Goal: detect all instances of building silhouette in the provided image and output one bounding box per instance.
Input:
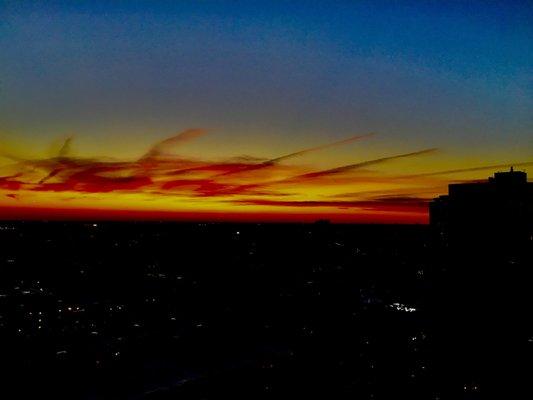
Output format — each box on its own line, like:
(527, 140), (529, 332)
(430, 168), (533, 252)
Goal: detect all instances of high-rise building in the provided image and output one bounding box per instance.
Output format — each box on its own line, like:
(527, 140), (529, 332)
(430, 168), (533, 251)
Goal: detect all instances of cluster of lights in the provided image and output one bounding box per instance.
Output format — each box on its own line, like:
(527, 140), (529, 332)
(389, 303), (417, 312)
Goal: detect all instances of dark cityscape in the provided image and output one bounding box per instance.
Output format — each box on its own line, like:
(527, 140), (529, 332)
(1, 2), (532, 399)
(0, 170), (531, 399)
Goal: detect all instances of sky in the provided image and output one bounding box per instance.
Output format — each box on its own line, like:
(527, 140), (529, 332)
(0, 0), (532, 223)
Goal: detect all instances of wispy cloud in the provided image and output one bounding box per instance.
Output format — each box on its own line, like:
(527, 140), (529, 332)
(215, 132), (375, 177)
(266, 132), (376, 164)
(141, 128), (207, 161)
(1, 129), (528, 221)
(58, 136), (73, 158)
(231, 197), (428, 213)
(288, 148), (438, 180)
(398, 161), (533, 178)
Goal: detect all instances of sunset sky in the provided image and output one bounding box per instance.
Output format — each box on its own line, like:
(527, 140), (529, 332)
(1, 1), (532, 222)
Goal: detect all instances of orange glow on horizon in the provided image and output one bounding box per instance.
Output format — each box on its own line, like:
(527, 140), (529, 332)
(0, 205), (428, 224)
(1, 130), (531, 223)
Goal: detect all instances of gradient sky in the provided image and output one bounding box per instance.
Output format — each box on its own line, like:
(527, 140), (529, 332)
(1, 1), (532, 222)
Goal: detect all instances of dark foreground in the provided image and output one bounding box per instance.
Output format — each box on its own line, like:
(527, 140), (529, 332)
(0, 222), (530, 399)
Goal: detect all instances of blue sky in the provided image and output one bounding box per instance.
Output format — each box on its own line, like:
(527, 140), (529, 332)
(1, 0), (531, 162)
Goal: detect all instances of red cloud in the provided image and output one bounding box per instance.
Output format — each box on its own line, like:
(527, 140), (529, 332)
(231, 198), (428, 213)
(4, 129), (526, 223)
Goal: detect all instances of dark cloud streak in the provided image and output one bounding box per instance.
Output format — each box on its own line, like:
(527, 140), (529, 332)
(400, 161), (533, 178)
(216, 132), (375, 177)
(140, 129), (207, 161)
(289, 148), (438, 180)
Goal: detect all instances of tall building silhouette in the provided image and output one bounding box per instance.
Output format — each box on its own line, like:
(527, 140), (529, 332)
(430, 168), (533, 251)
